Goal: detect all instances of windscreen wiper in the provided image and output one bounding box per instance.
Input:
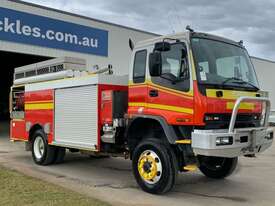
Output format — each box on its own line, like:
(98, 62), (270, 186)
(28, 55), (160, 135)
(222, 77), (259, 90)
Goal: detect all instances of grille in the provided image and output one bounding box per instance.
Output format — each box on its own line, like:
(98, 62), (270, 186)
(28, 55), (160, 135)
(204, 113), (261, 129)
(37, 67), (50, 75)
(25, 70), (36, 77)
(15, 73), (24, 79)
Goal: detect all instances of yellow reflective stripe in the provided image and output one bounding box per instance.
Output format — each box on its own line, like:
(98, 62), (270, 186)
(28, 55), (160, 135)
(147, 103), (193, 114)
(129, 102), (147, 107)
(175, 139), (192, 144)
(206, 89), (258, 99)
(129, 102), (193, 114)
(128, 80), (194, 98)
(25, 102), (54, 110)
(148, 81), (194, 97)
(147, 85), (193, 99)
(25, 100), (53, 104)
(226, 102), (255, 110)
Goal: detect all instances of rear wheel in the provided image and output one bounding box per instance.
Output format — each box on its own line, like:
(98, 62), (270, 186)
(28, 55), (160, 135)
(132, 139), (177, 194)
(31, 130), (56, 165)
(198, 156), (238, 179)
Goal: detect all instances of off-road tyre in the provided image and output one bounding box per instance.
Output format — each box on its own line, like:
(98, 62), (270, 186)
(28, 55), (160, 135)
(198, 156), (238, 179)
(132, 138), (178, 194)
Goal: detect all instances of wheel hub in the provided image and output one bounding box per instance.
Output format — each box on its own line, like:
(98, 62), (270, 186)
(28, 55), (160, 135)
(143, 162), (152, 173)
(138, 150), (162, 184)
(34, 136), (45, 159)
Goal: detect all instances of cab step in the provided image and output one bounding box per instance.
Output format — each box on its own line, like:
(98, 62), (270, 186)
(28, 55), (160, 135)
(175, 139), (192, 144)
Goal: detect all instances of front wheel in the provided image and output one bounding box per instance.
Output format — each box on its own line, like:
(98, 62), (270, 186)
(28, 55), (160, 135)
(132, 139), (177, 194)
(198, 156), (238, 179)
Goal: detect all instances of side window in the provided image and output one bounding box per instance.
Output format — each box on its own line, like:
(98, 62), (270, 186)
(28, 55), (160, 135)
(151, 43), (190, 92)
(133, 50), (147, 83)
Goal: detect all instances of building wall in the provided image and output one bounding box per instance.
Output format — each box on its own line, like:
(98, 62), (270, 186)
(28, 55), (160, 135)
(251, 57), (275, 112)
(0, 0), (157, 75)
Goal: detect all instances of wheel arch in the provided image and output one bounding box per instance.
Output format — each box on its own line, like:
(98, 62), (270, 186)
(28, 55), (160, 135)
(28, 124), (44, 142)
(126, 115), (178, 154)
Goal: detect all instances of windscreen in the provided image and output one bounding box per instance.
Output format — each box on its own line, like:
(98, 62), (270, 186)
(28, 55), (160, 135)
(191, 38), (259, 90)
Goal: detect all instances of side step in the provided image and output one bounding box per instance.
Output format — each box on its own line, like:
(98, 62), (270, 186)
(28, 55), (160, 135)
(176, 139), (197, 172)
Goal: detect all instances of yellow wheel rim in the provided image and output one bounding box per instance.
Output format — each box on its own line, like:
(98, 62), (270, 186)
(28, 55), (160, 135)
(137, 150), (162, 184)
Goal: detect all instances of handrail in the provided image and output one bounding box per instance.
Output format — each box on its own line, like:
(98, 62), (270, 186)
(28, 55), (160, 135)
(228, 96), (271, 133)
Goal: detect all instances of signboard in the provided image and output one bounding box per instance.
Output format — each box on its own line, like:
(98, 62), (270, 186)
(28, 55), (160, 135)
(0, 7), (108, 56)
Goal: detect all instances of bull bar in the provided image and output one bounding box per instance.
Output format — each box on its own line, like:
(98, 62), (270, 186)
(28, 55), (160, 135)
(192, 96), (274, 157)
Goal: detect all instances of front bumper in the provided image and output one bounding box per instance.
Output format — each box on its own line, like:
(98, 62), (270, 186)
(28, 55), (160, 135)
(191, 96), (273, 158)
(192, 127), (273, 157)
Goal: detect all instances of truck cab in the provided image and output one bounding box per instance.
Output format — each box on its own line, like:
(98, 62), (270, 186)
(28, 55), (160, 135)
(127, 31), (273, 193)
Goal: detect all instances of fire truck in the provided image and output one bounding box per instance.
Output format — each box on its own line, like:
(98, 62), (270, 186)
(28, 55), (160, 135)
(10, 30), (273, 194)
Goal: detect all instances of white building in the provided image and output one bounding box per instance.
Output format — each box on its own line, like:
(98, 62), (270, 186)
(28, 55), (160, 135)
(251, 57), (275, 123)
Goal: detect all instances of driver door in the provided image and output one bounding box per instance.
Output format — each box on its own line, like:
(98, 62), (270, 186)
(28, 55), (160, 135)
(148, 43), (194, 124)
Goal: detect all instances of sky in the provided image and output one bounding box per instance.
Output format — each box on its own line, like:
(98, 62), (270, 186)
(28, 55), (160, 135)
(24, 0), (275, 61)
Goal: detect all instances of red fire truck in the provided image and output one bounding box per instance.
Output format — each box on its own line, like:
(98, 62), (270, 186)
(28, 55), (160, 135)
(10, 31), (273, 194)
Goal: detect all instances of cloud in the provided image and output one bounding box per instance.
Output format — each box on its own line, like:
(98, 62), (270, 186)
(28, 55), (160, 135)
(24, 0), (275, 60)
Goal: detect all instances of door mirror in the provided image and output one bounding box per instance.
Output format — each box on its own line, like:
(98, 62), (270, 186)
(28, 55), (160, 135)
(149, 52), (162, 77)
(154, 42), (171, 52)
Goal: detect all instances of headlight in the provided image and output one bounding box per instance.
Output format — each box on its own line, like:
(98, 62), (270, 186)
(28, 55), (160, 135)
(216, 136), (233, 146)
